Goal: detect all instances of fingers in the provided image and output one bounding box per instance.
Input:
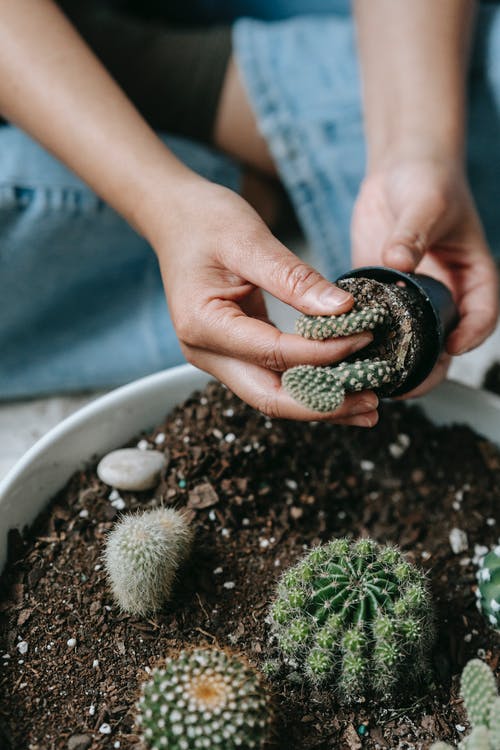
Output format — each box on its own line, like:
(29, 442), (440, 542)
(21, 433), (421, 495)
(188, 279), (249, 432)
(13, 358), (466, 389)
(219, 233), (354, 315)
(186, 347), (379, 424)
(179, 300), (374, 371)
(446, 262), (499, 355)
(382, 194), (447, 272)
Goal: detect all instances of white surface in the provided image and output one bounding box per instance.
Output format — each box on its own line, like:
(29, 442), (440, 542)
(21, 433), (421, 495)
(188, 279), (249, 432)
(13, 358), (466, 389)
(2, 364), (500, 574)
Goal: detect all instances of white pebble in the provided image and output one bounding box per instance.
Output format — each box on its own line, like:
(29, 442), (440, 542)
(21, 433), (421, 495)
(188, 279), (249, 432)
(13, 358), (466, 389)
(154, 433), (165, 445)
(221, 528), (230, 538)
(89, 705), (96, 716)
(79, 509), (89, 518)
(360, 460), (375, 472)
(114, 743), (121, 749)
(243, 445), (252, 453)
(264, 421), (272, 429)
(398, 433), (410, 448)
(212, 429), (223, 440)
(92, 659), (99, 668)
(2, 654), (10, 660)
(213, 567), (223, 575)
(111, 497), (126, 511)
(242, 518), (250, 526)
(449, 528), (468, 554)
(109, 489), (120, 501)
(200, 397), (208, 405)
(223, 408), (234, 417)
(97, 448), (167, 491)
(223, 582), (235, 590)
(136, 439), (149, 451)
(16, 641), (28, 655)
(452, 501), (461, 511)
(285, 479), (298, 491)
(389, 443), (405, 459)
(464, 634), (472, 643)
(94, 564), (102, 571)
(486, 517), (496, 526)
(66, 638), (77, 649)
(99, 723), (111, 734)
(421, 551), (431, 560)
(208, 510), (216, 521)
(259, 539), (270, 549)
(456, 724), (466, 732)
(337, 510), (346, 520)
(224, 433), (236, 443)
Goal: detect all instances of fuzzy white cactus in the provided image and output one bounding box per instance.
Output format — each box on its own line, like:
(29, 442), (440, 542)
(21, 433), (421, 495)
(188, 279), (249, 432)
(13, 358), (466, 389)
(136, 648), (273, 750)
(104, 507), (193, 616)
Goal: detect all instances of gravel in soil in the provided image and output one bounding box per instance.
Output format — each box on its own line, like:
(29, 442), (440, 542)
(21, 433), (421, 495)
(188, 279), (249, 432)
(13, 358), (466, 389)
(0, 382), (499, 750)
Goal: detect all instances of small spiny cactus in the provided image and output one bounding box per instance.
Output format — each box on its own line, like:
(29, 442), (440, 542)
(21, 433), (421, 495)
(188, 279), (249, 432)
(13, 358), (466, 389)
(295, 303), (389, 340)
(269, 538), (434, 703)
(476, 545), (500, 630)
(136, 647), (273, 750)
(283, 301), (394, 412)
(104, 507), (193, 616)
(430, 659), (500, 750)
(282, 359), (394, 412)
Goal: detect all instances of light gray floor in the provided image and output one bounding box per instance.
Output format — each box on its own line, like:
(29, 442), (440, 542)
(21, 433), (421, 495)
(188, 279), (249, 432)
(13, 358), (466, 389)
(1, 238), (498, 482)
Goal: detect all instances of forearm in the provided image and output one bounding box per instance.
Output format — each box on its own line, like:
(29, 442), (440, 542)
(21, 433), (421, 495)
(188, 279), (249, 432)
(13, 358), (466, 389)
(353, 0), (475, 171)
(0, 0), (197, 242)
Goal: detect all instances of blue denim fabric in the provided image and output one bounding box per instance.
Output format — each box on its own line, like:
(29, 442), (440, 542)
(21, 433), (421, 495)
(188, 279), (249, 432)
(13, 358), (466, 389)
(0, 129), (240, 398)
(235, 4), (500, 280)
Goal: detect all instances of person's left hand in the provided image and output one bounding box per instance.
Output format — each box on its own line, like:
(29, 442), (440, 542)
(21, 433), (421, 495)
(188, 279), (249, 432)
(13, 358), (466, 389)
(351, 157), (499, 396)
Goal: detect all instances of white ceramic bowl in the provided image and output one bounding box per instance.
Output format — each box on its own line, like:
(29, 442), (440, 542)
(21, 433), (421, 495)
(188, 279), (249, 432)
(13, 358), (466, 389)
(1, 364), (500, 572)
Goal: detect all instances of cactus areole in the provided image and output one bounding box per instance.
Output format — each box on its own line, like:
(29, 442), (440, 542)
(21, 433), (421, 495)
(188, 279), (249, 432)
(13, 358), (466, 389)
(282, 267), (457, 412)
(270, 538), (435, 704)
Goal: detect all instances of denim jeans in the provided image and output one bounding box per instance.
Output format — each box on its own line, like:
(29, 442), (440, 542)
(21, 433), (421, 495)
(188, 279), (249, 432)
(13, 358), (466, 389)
(2, 1), (500, 398)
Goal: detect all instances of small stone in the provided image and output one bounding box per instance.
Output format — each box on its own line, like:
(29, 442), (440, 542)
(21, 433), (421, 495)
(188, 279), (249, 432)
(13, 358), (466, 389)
(224, 432), (236, 443)
(360, 460), (374, 472)
(223, 408), (234, 417)
(66, 638), (77, 649)
(487, 517), (496, 526)
(187, 482), (219, 510)
(290, 506), (303, 520)
(67, 734), (92, 750)
(78, 509), (89, 518)
(456, 724), (466, 732)
(16, 641), (28, 655)
(449, 528), (468, 554)
(242, 518), (250, 526)
(154, 432), (165, 445)
(285, 479), (298, 491)
(98, 723), (111, 735)
(92, 659), (99, 668)
(136, 439), (149, 451)
(111, 496), (126, 511)
(212, 429), (223, 440)
(389, 443), (405, 459)
(464, 634), (472, 642)
(97, 448), (167, 491)
(223, 581), (235, 589)
(89, 705), (96, 716)
(221, 528), (230, 538)
(213, 567), (223, 575)
(259, 539), (270, 549)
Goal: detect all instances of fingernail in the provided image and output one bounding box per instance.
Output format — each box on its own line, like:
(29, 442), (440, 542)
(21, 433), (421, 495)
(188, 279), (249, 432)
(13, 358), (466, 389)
(388, 245), (418, 268)
(317, 286), (353, 311)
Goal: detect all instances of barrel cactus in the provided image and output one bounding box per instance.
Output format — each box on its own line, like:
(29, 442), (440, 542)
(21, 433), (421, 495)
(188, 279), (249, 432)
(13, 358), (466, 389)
(136, 647), (273, 749)
(476, 545), (500, 630)
(430, 659), (500, 750)
(104, 507), (193, 616)
(283, 300), (396, 412)
(269, 538), (434, 703)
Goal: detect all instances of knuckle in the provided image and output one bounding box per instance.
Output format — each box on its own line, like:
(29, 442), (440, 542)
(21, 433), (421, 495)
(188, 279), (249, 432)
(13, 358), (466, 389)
(261, 334), (288, 372)
(281, 262), (322, 297)
(255, 393), (281, 419)
(173, 312), (199, 346)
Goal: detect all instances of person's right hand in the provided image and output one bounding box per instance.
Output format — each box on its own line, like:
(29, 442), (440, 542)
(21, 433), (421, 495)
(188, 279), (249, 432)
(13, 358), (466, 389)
(150, 178), (379, 425)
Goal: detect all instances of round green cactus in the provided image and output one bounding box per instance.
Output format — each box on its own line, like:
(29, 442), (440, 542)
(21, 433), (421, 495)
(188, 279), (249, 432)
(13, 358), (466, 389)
(476, 545), (500, 630)
(136, 648), (273, 750)
(269, 538), (434, 703)
(295, 302), (389, 340)
(104, 507), (193, 616)
(282, 359), (393, 412)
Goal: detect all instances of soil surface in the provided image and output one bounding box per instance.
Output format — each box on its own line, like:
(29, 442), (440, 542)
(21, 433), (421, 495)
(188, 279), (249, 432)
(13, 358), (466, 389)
(0, 382), (499, 750)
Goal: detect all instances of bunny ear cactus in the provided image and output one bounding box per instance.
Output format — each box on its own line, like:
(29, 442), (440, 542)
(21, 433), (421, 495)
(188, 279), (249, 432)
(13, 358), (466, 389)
(104, 507), (193, 616)
(430, 659), (500, 750)
(269, 538), (435, 704)
(136, 648), (273, 750)
(476, 545), (500, 631)
(282, 301), (395, 412)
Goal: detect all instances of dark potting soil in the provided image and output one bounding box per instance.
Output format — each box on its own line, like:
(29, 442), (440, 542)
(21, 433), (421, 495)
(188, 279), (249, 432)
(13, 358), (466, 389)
(0, 382), (499, 750)
(483, 362), (500, 397)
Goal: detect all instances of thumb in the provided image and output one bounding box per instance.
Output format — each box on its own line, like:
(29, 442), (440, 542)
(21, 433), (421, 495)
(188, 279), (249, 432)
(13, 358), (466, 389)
(382, 202), (443, 272)
(224, 233), (354, 316)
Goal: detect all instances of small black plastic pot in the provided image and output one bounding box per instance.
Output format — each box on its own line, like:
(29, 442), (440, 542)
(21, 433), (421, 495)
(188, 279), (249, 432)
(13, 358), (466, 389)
(336, 266), (459, 396)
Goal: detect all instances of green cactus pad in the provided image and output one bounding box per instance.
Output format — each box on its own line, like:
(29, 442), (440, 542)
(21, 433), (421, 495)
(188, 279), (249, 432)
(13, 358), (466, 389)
(476, 546), (500, 631)
(282, 359), (393, 413)
(270, 538), (434, 703)
(136, 648), (273, 750)
(295, 303), (389, 340)
(461, 659), (499, 729)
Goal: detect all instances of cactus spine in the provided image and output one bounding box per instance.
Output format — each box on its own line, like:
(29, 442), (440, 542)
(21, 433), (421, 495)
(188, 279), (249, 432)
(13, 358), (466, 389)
(430, 659), (500, 750)
(283, 302), (394, 412)
(282, 359), (393, 413)
(136, 648), (273, 750)
(476, 545), (500, 630)
(270, 538), (434, 703)
(104, 507), (193, 616)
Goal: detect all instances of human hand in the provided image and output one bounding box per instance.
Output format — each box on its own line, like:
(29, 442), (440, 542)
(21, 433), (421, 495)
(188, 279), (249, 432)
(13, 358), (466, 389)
(151, 179), (379, 424)
(351, 157), (499, 396)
